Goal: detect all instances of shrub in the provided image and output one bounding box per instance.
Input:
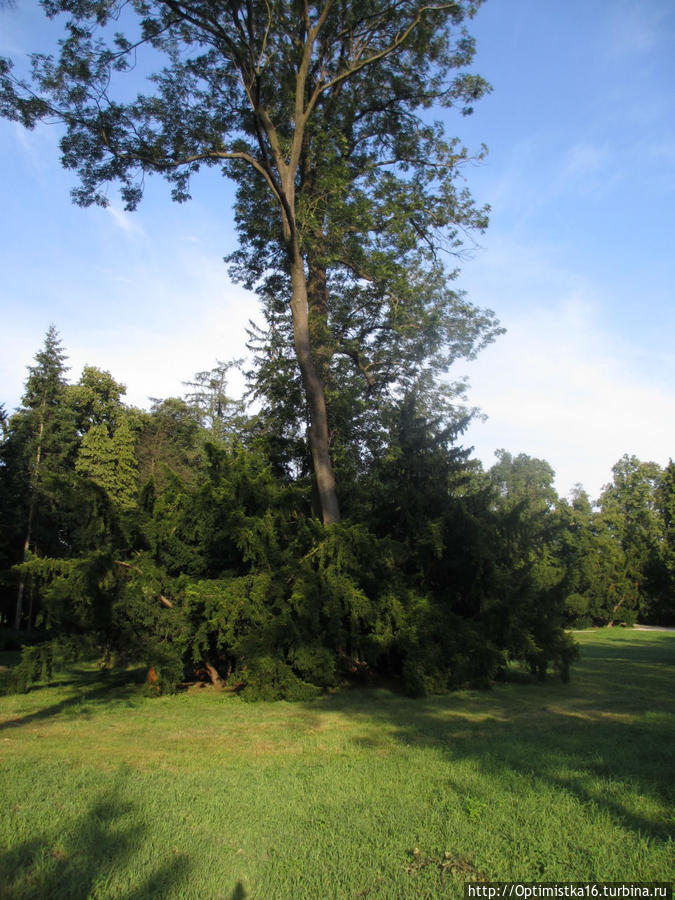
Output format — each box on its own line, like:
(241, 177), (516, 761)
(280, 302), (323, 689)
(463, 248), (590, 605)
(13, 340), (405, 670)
(239, 657), (321, 702)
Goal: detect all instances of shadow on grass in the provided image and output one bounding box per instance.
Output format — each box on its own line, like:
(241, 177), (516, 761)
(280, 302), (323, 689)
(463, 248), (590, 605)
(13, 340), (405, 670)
(575, 635), (675, 664)
(0, 770), (191, 900)
(304, 634), (675, 846)
(0, 666), (146, 733)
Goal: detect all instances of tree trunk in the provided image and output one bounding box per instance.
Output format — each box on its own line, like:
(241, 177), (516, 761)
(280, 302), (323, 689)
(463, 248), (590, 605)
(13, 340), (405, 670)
(26, 579), (34, 634)
(14, 573), (26, 631)
(271, 89), (339, 525)
(205, 663), (224, 689)
(290, 255), (341, 525)
(307, 257), (332, 380)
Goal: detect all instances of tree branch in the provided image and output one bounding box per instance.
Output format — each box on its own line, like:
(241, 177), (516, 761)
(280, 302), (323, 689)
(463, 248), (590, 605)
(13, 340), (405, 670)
(307, 3), (460, 117)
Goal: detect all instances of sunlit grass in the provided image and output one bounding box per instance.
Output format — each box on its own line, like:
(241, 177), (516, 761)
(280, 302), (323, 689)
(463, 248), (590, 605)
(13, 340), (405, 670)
(1, 629), (673, 898)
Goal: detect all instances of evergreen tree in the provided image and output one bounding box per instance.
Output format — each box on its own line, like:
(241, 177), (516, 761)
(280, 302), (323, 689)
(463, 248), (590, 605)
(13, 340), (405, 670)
(1, 332), (588, 697)
(75, 414), (138, 510)
(135, 398), (202, 492)
(3, 327), (77, 629)
(0, 404), (13, 582)
(183, 361), (246, 445)
(110, 417), (139, 511)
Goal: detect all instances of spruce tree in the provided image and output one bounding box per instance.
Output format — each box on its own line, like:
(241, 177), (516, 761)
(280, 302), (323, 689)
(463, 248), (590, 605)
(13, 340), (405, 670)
(76, 415), (138, 511)
(5, 326), (77, 629)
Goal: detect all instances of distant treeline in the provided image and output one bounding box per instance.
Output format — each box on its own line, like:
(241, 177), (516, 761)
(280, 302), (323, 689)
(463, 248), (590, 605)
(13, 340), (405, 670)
(1, 328), (673, 697)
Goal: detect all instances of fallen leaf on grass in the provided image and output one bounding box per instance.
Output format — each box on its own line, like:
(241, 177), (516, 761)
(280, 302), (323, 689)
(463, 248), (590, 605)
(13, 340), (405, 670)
(404, 848), (488, 882)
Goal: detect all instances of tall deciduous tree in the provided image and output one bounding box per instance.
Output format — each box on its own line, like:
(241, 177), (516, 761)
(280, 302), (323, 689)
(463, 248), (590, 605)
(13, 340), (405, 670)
(0, 0), (493, 524)
(68, 365), (128, 434)
(557, 487), (635, 627)
(599, 454), (663, 620)
(653, 459), (675, 624)
(486, 451), (573, 678)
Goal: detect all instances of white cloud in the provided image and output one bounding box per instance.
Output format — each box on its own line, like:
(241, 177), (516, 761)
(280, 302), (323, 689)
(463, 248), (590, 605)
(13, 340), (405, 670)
(462, 294), (675, 500)
(64, 254), (260, 409)
(1, 234), (261, 415)
(105, 205), (146, 236)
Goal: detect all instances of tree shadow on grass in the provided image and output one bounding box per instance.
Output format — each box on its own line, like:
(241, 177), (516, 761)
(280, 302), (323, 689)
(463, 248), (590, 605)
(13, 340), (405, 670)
(304, 637), (675, 848)
(0, 770), (191, 899)
(0, 667), (146, 732)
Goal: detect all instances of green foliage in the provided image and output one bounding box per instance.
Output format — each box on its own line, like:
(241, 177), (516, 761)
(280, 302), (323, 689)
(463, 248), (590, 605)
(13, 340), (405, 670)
(554, 457), (673, 629)
(0, 327), (82, 629)
(181, 520), (398, 696)
(185, 573), (283, 676)
(7, 635), (95, 693)
(6, 329), (669, 703)
(76, 414), (138, 510)
(183, 360), (246, 444)
(12, 550), (116, 635)
(68, 366), (127, 433)
(143, 643), (185, 696)
(287, 520), (395, 666)
(8, 644), (57, 693)
(239, 657), (321, 702)
(1, 7), (603, 697)
(651, 459), (675, 624)
(135, 398), (201, 493)
(400, 597), (503, 696)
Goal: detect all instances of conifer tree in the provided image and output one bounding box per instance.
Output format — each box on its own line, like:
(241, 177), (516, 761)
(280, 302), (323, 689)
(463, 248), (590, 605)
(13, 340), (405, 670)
(183, 361), (246, 445)
(111, 417), (139, 510)
(75, 414), (138, 510)
(4, 326), (77, 629)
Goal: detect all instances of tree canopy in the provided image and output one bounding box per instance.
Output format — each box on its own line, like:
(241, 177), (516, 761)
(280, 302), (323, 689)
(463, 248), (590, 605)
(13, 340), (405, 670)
(1, 0), (499, 524)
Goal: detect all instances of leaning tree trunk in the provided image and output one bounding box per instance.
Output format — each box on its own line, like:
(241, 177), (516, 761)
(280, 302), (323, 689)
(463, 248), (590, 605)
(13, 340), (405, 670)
(290, 254), (341, 526)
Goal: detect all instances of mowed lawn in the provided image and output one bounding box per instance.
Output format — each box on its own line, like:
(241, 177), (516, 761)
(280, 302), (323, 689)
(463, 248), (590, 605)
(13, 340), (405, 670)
(0, 629), (673, 899)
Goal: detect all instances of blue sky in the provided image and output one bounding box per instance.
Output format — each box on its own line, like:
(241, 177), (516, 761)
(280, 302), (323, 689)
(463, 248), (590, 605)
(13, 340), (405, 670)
(1, 0), (674, 500)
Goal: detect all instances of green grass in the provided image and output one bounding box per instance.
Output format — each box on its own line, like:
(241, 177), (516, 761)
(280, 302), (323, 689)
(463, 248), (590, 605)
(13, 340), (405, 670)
(1, 629), (673, 898)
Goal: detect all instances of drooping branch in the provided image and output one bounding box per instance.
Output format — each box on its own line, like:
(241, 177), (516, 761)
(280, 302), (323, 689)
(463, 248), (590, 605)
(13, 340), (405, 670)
(113, 560), (174, 608)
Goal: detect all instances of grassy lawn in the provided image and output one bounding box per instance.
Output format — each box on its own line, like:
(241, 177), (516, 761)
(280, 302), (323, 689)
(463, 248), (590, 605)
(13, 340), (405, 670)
(0, 629), (673, 899)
